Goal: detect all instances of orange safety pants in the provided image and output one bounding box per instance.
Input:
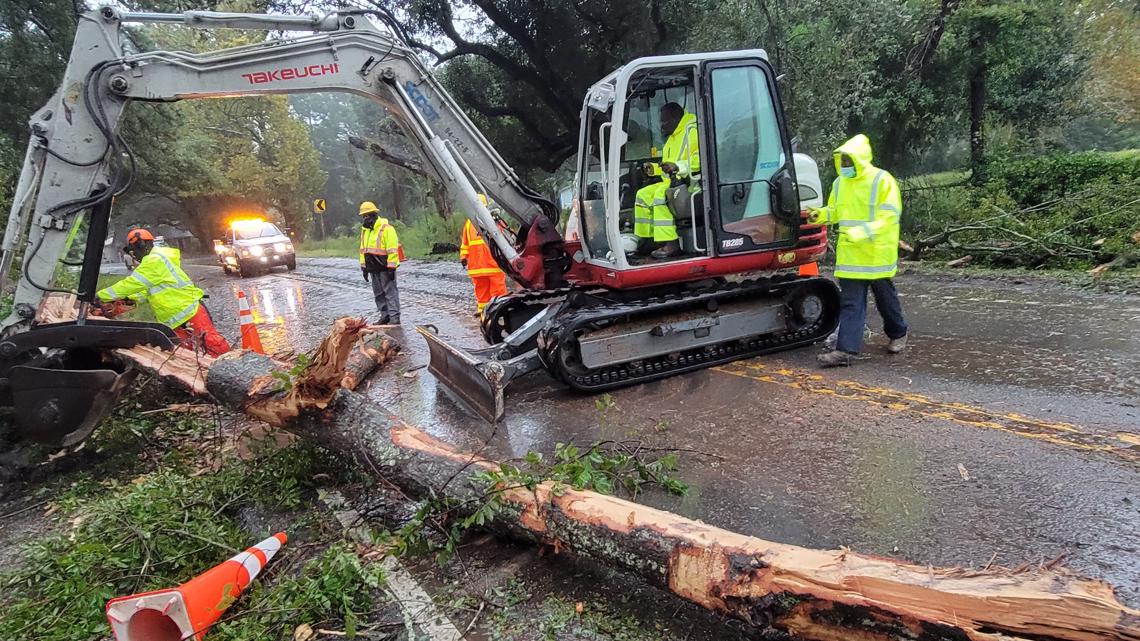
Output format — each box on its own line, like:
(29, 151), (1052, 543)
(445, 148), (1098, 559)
(471, 273), (508, 314)
(174, 303), (232, 357)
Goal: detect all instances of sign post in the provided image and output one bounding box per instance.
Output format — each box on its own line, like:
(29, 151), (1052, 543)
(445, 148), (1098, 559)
(313, 198), (327, 240)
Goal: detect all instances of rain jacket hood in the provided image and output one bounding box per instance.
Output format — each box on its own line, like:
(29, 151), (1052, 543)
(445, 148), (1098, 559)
(834, 134), (874, 179)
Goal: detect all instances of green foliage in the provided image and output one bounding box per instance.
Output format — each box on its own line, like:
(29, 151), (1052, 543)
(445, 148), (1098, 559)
(209, 543), (386, 641)
(271, 352), (311, 392)
(0, 439), (359, 641)
(986, 150), (1140, 206)
(903, 150), (1140, 267)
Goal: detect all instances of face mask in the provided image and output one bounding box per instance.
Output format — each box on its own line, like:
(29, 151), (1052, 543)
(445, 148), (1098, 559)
(840, 166), (856, 178)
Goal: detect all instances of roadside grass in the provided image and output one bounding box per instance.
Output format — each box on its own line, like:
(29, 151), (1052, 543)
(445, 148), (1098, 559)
(0, 391), (383, 641)
(299, 213), (463, 261)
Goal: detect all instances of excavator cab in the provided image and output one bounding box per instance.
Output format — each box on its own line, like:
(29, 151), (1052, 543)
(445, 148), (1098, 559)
(566, 52), (820, 283)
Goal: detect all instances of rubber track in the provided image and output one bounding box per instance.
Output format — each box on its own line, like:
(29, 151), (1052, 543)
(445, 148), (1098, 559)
(537, 276), (840, 393)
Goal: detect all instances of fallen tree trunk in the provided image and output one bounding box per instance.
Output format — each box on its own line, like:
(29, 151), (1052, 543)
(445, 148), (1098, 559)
(36, 296), (1139, 639)
(196, 323), (1140, 641)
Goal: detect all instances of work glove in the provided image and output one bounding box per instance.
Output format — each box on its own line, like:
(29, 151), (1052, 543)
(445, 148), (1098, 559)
(362, 268), (369, 282)
(461, 258), (467, 269)
(807, 207), (826, 225)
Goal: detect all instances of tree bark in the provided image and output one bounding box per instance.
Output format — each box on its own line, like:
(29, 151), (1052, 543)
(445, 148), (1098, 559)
(969, 35), (987, 184)
(37, 296), (1140, 640)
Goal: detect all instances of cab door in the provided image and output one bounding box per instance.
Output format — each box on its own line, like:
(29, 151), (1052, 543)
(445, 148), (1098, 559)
(700, 58), (801, 255)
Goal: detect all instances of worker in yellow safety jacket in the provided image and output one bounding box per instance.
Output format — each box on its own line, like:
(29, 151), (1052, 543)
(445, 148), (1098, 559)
(358, 201), (403, 325)
(809, 134), (909, 367)
(634, 102), (700, 259)
(97, 228), (231, 356)
(460, 195), (508, 318)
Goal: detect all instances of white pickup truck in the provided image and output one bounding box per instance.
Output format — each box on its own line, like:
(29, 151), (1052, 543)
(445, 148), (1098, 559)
(213, 218), (296, 277)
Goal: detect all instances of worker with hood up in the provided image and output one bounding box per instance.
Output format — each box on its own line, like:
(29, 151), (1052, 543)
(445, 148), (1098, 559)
(809, 134), (909, 367)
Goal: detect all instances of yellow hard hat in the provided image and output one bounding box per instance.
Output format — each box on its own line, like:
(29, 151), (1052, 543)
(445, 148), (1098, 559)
(358, 201), (379, 216)
(477, 194), (489, 207)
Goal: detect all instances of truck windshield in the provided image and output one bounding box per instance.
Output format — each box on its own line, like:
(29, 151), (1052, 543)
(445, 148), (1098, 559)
(233, 222), (283, 240)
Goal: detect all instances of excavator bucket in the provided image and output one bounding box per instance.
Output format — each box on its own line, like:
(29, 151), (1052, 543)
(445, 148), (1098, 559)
(417, 326), (543, 423)
(0, 320), (178, 447)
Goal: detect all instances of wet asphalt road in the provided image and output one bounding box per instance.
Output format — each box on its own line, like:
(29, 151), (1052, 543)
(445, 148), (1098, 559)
(183, 256), (1140, 605)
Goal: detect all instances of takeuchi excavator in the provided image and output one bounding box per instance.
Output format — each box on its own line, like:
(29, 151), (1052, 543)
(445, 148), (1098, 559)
(0, 6), (838, 444)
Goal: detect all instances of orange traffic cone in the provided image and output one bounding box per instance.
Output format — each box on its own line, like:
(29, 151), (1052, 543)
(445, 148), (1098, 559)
(106, 532), (287, 641)
(236, 290), (265, 354)
(798, 262), (820, 277)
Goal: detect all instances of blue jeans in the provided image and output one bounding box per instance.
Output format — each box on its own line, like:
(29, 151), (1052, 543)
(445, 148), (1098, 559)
(836, 278), (908, 354)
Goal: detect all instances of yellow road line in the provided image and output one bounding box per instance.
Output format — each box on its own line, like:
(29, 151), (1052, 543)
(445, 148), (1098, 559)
(712, 361), (1139, 464)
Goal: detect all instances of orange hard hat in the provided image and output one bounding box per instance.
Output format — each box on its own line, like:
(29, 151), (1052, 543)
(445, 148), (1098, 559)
(126, 228), (154, 244)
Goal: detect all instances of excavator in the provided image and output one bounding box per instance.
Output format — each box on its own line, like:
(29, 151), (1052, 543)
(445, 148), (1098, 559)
(0, 6), (838, 446)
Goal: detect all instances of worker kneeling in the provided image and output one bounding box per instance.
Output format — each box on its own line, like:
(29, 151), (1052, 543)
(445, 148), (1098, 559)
(634, 102), (700, 259)
(460, 195), (508, 318)
(97, 228), (231, 356)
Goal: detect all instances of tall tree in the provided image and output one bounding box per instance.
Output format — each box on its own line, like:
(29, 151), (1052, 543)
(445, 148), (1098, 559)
(362, 0), (698, 172)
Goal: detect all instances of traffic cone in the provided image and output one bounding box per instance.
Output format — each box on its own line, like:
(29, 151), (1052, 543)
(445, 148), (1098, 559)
(798, 262), (820, 277)
(236, 290), (265, 354)
(106, 532), (287, 641)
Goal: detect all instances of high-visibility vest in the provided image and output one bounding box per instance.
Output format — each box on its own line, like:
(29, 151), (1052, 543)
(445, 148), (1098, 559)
(96, 246), (204, 328)
(809, 134), (902, 280)
(459, 219), (503, 278)
(649, 112), (701, 180)
(359, 218), (404, 268)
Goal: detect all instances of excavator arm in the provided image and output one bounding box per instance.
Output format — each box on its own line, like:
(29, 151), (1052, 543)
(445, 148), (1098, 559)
(0, 6), (567, 445)
(1, 6), (562, 336)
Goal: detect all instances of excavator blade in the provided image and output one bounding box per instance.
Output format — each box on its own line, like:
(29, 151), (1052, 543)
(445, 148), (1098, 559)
(418, 326), (508, 423)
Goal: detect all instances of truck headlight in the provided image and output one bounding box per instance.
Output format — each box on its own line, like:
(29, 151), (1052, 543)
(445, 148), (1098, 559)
(249, 245), (264, 256)
(274, 242), (289, 253)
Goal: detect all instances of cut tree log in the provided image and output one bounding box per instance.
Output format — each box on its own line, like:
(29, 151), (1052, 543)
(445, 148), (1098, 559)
(32, 296), (1140, 640)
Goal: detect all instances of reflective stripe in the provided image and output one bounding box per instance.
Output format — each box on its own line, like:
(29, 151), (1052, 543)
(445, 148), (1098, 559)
(634, 217), (653, 224)
(230, 550), (262, 583)
(153, 253), (190, 287)
(120, 272), (154, 293)
(839, 220), (874, 238)
(835, 263), (896, 274)
(166, 301), (199, 328)
(653, 219), (674, 226)
(880, 204), (900, 214)
(467, 267), (503, 277)
(868, 170), (885, 221)
(466, 238), (486, 247)
(831, 178), (840, 205)
(635, 197), (667, 208)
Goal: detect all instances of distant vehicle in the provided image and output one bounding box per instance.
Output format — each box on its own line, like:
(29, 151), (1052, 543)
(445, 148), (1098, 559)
(214, 218), (296, 277)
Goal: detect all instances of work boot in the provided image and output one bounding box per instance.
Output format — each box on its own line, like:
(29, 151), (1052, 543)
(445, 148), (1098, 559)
(816, 350), (854, 368)
(650, 241), (681, 259)
(886, 334), (908, 354)
(376, 315), (390, 325)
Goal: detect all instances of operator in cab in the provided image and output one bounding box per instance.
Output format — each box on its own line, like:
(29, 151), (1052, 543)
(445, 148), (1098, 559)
(460, 194), (509, 319)
(358, 201), (403, 325)
(809, 134), (909, 367)
(97, 228), (231, 356)
(633, 102), (700, 259)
